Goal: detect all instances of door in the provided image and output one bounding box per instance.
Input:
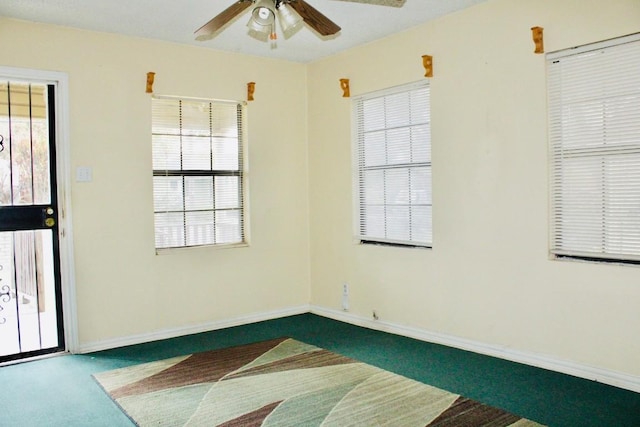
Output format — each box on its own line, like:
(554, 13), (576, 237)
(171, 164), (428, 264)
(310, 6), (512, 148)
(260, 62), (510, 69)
(0, 80), (65, 362)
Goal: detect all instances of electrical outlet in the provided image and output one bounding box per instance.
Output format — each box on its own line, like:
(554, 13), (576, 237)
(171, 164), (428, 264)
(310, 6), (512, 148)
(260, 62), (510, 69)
(342, 283), (349, 311)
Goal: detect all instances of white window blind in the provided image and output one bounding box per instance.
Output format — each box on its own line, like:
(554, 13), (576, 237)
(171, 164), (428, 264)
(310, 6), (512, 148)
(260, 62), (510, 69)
(548, 33), (640, 262)
(152, 96), (245, 250)
(355, 81), (432, 247)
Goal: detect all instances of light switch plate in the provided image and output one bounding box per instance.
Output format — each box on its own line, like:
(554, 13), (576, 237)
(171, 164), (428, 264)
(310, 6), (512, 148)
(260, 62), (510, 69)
(76, 166), (93, 182)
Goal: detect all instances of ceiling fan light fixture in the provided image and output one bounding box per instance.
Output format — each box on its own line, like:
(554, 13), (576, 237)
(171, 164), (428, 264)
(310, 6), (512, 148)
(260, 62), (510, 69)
(277, 3), (303, 39)
(196, 0), (343, 45)
(247, 0), (276, 40)
(250, 0), (276, 26)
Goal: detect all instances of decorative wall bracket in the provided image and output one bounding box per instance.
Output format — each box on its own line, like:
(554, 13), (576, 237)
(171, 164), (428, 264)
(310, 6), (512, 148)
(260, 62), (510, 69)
(146, 72), (156, 93)
(422, 55), (433, 78)
(340, 78), (350, 97)
(247, 82), (256, 101)
(531, 26), (544, 54)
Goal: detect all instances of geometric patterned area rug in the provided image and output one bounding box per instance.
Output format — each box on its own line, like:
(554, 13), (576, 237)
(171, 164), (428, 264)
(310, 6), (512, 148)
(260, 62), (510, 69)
(93, 337), (545, 426)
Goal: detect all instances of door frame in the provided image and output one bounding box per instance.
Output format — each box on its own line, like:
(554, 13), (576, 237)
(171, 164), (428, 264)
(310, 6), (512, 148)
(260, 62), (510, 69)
(0, 66), (78, 355)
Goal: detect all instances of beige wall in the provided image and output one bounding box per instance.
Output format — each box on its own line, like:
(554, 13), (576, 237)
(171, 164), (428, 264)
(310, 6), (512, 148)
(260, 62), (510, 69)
(1, 0), (639, 379)
(0, 18), (311, 344)
(307, 0), (640, 377)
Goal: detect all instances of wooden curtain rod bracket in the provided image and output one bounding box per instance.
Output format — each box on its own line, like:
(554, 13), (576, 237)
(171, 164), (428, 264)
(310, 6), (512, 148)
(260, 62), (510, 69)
(145, 72), (156, 94)
(340, 78), (350, 97)
(422, 55), (433, 78)
(247, 82), (256, 101)
(531, 26), (544, 54)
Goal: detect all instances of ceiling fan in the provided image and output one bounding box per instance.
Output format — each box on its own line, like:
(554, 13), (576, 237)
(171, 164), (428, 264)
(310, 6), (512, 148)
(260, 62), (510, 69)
(195, 0), (406, 42)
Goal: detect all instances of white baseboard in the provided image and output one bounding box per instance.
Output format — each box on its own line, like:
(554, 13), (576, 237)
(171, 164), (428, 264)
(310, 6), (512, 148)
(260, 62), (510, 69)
(75, 303), (640, 394)
(76, 305), (310, 354)
(310, 305), (640, 394)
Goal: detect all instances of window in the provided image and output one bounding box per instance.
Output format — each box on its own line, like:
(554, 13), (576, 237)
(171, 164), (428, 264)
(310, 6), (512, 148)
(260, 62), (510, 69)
(152, 96), (246, 250)
(548, 33), (640, 263)
(354, 81), (432, 247)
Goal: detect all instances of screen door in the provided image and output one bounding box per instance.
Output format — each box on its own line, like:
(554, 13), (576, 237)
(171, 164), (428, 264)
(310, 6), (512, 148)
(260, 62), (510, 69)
(0, 81), (65, 363)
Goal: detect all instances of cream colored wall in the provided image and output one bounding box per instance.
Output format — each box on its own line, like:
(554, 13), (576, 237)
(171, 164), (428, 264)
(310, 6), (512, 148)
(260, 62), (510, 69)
(2, 0), (639, 378)
(307, 0), (640, 376)
(0, 18), (310, 345)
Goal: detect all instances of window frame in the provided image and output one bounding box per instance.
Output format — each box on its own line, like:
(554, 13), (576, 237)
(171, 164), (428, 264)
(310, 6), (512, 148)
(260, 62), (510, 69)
(547, 32), (640, 264)
(151, 95), (249, 252)
(352, 80), (432, 249)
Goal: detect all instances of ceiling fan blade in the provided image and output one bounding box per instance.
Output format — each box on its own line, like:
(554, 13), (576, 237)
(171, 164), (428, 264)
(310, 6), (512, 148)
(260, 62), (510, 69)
(195, 1), (253, 41)
(332, 0), (406, 6)
(289, 0), (341, 36)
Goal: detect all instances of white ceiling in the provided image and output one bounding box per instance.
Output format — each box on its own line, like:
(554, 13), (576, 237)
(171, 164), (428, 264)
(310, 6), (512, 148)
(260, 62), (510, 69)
(0, 0), (488, 63)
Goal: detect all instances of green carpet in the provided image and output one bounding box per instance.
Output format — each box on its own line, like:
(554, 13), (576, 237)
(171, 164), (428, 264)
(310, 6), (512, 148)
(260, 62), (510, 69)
(0, 314), (639, 426)
(94, 337), (543, 426)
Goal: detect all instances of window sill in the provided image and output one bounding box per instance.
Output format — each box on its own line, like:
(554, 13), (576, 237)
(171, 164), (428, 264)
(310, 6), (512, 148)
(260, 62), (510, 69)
(155, 242), (249, 255)
(551, 253), (640, 267)
(358, 239), (431, 250)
